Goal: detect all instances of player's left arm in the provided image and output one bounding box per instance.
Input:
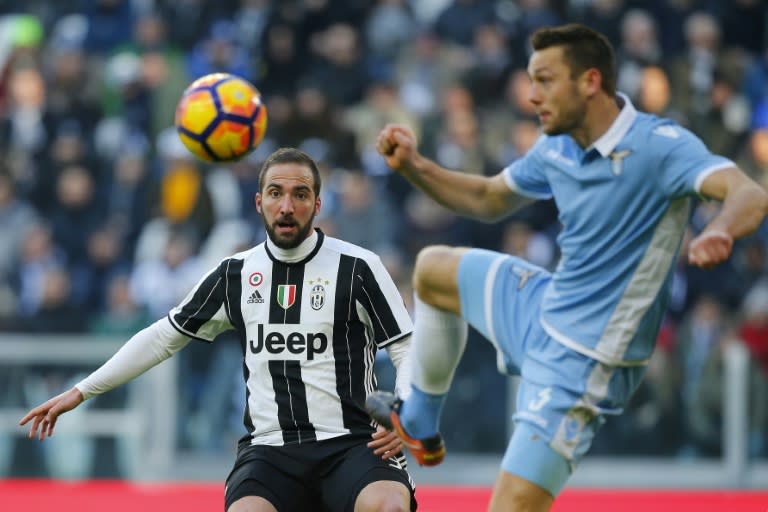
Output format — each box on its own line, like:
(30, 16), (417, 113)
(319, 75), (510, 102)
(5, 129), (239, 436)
(359, 255), (413, 458)
(367, 336), (412, 459)
(690, 166), (768, 268)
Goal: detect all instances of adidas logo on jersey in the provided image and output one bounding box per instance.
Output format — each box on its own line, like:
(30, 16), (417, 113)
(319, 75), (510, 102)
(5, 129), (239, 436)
(247, 290), (264, 304)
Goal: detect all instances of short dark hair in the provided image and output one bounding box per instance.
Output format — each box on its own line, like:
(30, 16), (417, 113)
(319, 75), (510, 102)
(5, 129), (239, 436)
(530, 24), (616, 95)
(258, 147), (322, 197)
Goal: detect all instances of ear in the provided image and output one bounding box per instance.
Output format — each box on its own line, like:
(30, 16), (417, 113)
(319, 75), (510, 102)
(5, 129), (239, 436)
(315, 196), (321, 216)
(581, 68), (602, 97)
(255, 192), (262, 214)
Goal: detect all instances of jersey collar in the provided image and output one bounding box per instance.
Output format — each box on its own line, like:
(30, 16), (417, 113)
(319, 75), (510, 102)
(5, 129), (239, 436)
(265, 228), (322, 264)
(589, 93), (637, 158)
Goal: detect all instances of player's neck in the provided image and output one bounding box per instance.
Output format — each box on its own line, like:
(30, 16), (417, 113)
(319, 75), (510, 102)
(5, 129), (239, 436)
(571, 94), (621, 149)
(266, 229), (319, 263)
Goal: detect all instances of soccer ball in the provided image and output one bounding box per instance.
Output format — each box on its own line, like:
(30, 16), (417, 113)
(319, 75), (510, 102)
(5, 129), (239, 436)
(175, 73), (268, 162)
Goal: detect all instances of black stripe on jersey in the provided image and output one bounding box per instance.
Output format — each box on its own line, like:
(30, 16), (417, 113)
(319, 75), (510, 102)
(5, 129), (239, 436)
(224, 258), (246, 331)
(357, 260), (403, 345)
(268, 261), (305, 324)
(223, 259), (256, 435)
(333, 254), (373, 430)
(377, 331), (411, 349)
(269, 360), (316, 443)
(171, 265), (227, 339)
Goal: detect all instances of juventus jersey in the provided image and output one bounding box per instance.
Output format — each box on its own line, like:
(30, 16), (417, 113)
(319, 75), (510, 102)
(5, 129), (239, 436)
(168, 229), (413, 446)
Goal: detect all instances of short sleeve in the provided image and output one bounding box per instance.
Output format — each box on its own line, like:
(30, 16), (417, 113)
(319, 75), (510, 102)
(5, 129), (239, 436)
(653, 122), (734, 198)
(168, 258), (237, 342)
(502, 136), (553, 199)
(356, 256), (413, 348)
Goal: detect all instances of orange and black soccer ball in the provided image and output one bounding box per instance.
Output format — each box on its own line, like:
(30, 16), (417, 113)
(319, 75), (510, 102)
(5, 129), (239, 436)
(175, 73), (268, 162)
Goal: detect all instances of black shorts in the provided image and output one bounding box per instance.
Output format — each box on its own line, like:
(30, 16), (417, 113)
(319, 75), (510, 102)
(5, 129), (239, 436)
(224, 433), (417, 512)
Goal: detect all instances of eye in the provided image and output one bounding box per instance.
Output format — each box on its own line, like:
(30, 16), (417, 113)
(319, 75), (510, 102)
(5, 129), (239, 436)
(296, 191), (308, 200)
(268, 189), (280, 198)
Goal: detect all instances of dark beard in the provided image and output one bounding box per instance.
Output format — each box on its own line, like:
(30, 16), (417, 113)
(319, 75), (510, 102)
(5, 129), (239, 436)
(543, 104), (585, 136)
(544, 84), (586, 136)
(264, 215), (315, 249)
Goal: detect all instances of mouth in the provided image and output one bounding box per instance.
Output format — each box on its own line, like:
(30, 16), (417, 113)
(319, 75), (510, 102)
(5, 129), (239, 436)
(274, 219), (297, 236)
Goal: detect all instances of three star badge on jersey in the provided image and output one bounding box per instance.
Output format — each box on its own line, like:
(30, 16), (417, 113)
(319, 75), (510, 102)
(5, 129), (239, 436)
(307, 278), (330, 311)
(310, 284), (325, 310)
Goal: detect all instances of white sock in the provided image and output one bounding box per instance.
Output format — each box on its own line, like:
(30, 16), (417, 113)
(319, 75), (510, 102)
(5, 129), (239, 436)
(410, 295), (468, 395)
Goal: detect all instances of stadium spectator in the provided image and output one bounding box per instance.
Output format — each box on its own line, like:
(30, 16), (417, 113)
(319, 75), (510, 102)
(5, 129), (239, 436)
(306, 23), (371, 107)
(186, 19), (253, 84)
(432, 0), (496, 48)
(462, 23), (514, 109)
(0, 170), (38, 282)
(615, 9), (662, 100)
(327, 169), (398, 256)
(12, 222), (66, 320)
(711, 0), (767, 57)
(739, 280), (768, 380)
(570, 0), (625, 49)
(676, 295), (730, 457)
(364, 0), (416, 69)
(254, 23), (302, 98)
(82, 0), (134, 55)
(88, 273), (151, 335)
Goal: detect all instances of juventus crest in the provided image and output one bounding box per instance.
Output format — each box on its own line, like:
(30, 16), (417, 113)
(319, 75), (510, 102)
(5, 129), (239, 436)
(308, 278), (329, 310)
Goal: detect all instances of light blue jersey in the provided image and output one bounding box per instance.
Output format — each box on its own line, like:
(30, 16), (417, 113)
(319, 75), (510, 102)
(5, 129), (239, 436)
(503, 95), (733, 365)
(451, 96), (735, 494)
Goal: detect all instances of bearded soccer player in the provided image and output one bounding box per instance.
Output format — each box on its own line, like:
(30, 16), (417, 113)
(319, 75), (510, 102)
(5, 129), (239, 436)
(21, 148), (417, 512)
(365, 23), (768, 511)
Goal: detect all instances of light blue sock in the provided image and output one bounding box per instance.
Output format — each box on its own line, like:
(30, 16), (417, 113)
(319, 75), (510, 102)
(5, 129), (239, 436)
(399, 385), (446, 439)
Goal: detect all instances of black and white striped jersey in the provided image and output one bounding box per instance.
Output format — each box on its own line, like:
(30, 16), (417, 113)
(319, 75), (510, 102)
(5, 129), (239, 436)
(168, 229), (413, 446)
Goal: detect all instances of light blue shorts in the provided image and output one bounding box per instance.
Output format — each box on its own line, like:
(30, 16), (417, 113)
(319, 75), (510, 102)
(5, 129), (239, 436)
(457, 249), (646, 496)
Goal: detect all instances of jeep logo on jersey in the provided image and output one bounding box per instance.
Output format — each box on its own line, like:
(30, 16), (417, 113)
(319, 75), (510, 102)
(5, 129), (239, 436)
(310, 284), (325, 310)
(249, 324), (328, 360)
(276, 284), (296, 309)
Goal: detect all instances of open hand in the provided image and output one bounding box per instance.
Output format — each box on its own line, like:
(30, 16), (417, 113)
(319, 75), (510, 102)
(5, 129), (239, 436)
(367, 424), (403, 460)
(18, 387), (84, 441)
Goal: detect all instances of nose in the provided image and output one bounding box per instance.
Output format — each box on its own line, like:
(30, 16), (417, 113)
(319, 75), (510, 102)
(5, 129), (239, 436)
(528, 83), (541, 106)
(278, 195), (294, 214)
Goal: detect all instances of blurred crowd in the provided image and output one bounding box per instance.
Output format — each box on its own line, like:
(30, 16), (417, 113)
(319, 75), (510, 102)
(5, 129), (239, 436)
(1, 0), (768, 472)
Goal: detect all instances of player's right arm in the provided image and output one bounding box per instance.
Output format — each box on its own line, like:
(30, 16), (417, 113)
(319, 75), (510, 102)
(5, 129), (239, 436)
(19, 318), (191, 441)
(689, 166), (768, 268)
(19, 258), (236, 441)
(377, 124), (534, 222)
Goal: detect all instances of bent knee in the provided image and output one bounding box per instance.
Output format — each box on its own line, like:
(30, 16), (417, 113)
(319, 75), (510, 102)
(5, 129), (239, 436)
(413, 246), (467, 307)
(355, 495), (409, 512)
(354, 481), (411, 512)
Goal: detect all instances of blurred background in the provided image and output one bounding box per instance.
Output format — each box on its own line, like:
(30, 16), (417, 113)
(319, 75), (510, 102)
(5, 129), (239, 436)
(0, 0), (766, 491)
